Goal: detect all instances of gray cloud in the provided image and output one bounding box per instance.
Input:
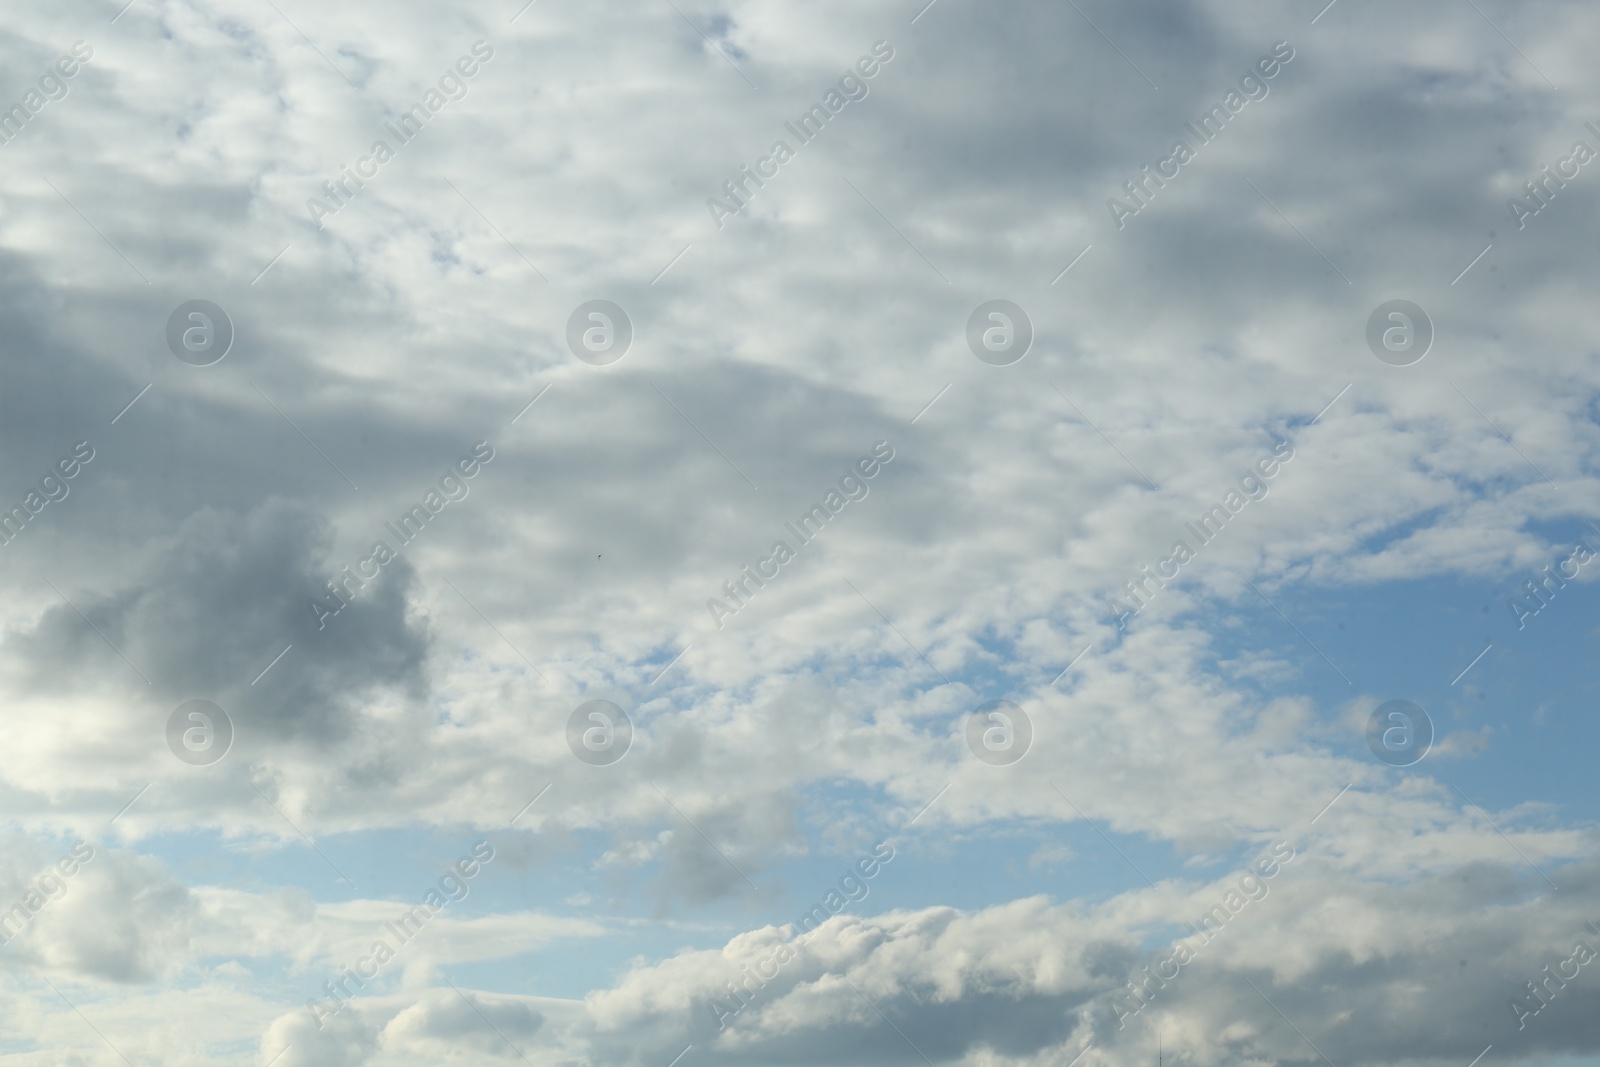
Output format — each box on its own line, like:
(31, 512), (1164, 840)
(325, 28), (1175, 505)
(3, 497), (428, 743)
(0, 0), (1597, 1061)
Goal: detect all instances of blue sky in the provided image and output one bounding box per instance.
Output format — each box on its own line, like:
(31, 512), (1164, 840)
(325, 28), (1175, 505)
(1, 0), (1599, 1065)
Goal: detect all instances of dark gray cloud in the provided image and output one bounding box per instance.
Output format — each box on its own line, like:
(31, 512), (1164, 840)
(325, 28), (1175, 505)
(0, 0), (1597, 1062)
(3, 497), (428, 744)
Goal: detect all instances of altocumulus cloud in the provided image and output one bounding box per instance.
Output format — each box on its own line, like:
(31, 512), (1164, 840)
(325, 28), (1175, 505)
(0, 0), (1597, 1063)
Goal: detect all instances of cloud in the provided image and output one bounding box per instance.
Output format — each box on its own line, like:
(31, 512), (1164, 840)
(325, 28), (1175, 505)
(4, 498), (427, 736)
(0, 0), (1598, 1062)
(381, 989), (544, 1048)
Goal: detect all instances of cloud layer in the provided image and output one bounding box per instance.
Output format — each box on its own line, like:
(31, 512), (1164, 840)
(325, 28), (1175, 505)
(0, 0), (1596, 1064)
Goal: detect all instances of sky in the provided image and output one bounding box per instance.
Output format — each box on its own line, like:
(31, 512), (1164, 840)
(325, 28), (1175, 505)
(0, 0), (1597, 1064)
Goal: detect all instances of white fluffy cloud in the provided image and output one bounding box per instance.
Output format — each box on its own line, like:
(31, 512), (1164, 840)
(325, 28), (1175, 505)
(0, 0), (1596, 1063)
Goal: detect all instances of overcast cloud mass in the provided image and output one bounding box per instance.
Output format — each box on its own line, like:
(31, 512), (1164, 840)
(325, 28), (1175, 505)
(0, 0), (1598, 1064)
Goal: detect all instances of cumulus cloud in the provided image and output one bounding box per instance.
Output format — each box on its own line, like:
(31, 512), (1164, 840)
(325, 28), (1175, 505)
(0, 0), (1596, 1062)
